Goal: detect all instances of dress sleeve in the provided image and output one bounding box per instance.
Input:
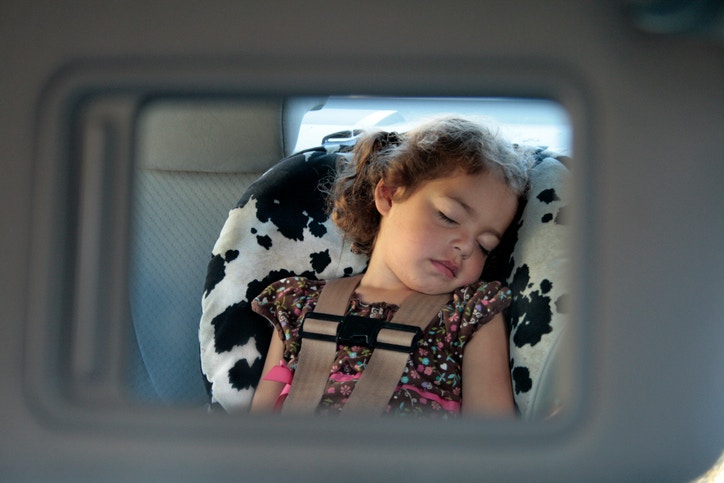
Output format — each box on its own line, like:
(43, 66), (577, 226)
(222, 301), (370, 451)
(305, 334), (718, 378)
(453, 280), (513, 341)
(251, 277), (324, 350)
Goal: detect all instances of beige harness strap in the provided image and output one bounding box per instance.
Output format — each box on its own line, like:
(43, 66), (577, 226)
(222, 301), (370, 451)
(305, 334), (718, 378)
(281, 275), (362, 414)
(282, 274), (451, 416)
(341, 290), (451, 416)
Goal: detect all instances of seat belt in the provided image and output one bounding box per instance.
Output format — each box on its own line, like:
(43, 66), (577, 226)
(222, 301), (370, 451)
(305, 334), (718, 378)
(281, 275), (361, 415)
(281, 275), (451, 416)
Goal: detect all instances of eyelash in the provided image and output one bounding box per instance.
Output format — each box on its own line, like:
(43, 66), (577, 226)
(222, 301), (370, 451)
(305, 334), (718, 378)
(437, 211), (491, 256)
(437, 211), (457, 225)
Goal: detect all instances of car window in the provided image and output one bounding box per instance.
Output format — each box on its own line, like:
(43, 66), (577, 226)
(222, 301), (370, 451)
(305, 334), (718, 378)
(294, 96), (572, 154)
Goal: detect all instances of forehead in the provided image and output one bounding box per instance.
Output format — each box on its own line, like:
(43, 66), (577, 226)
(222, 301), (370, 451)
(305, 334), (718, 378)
(425, 169), (513, 201)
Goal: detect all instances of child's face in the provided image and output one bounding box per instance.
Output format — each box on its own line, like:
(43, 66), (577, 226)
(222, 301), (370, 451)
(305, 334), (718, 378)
(371, 168), (518, 295)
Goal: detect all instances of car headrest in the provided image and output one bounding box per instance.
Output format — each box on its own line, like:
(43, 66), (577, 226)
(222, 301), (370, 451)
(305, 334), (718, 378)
(136, 97), (326, 173)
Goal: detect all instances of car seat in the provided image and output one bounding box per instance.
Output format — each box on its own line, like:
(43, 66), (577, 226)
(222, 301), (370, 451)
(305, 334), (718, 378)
(128, 97), (326, 405)
(199, 137), (573, 419)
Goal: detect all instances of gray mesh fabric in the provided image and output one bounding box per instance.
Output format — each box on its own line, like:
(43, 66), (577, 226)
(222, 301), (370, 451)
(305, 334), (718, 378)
(129, 169), (260, 404)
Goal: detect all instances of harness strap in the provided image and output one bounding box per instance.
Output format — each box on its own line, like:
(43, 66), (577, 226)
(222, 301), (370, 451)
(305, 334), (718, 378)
(342, 290), (451, 416)
(281, 275), (451, 416)
(281, 275), (362, 415)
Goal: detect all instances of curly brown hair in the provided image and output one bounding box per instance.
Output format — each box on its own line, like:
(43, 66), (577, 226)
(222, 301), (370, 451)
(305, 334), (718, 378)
(328, 116), (533, 255)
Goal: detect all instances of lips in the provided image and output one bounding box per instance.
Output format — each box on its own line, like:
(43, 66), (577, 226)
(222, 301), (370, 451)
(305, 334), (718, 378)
(432, 260), (458, 279)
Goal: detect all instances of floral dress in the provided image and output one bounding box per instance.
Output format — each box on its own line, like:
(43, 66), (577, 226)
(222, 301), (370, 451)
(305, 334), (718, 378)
(252, 276), (512, 419)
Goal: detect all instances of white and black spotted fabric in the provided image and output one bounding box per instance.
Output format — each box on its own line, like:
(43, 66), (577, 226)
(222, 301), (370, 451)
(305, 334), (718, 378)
(199, 146), (572, 418)
(199, 148), (368, 412)
(504, 151), (572, 419)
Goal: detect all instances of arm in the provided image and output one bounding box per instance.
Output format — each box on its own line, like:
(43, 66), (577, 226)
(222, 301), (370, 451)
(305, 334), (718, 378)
(249, 334), (286, 413)
(461, 312), (515, 418)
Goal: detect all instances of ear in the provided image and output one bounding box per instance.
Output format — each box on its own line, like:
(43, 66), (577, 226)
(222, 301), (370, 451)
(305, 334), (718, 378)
(374, 179), (395, 216)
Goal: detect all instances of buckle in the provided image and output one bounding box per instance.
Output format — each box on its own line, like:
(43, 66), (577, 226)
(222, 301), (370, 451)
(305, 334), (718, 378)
(300, 312), (422, 353)
(337, 315), (383, 346)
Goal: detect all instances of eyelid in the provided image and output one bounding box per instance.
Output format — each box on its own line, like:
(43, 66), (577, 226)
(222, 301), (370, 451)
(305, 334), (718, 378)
(438, 210), (458, 225)
(478, 234), (501, 256)
(478, 242), (491, 256)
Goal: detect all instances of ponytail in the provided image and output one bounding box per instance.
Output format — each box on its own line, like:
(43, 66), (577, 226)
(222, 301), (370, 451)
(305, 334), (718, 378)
(329, 130), (403, 254)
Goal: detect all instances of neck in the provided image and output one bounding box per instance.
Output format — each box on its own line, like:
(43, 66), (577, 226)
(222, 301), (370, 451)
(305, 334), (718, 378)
(355, 272), (415, 306)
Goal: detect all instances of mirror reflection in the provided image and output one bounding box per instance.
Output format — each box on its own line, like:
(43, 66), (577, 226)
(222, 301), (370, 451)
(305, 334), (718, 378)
(128, 96), (574, 421)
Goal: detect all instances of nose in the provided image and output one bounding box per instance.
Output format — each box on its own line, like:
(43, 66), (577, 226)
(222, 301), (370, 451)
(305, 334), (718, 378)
(453, 235), (474, 260)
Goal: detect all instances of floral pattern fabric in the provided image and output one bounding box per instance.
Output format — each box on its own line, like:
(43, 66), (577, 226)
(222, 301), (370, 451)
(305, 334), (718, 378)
(252, 277), (512, 419)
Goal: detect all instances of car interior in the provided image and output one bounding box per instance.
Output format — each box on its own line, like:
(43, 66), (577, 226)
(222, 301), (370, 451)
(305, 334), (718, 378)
(190, 96), (573, 418)
(129, 97), (328, 406)
(1, 0), (722, 481)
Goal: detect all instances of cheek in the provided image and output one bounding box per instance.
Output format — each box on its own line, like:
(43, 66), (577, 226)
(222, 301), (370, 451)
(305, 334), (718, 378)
(399, 212), (440, 245)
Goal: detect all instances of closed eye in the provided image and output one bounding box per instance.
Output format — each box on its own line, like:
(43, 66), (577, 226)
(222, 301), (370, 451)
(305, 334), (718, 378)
(437, 211), (457, 225)
(478, 244), (491, 257)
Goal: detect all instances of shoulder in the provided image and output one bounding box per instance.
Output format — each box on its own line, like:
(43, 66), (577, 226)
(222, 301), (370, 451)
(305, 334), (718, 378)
(454, 279), (512, 304)
(252, 276), (325, 313)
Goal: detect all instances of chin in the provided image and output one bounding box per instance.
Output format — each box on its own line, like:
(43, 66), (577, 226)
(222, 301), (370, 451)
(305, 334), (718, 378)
(413, 279), (461, 296)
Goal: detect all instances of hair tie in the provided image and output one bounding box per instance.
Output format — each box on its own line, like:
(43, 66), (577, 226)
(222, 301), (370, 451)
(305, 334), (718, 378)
(381, 131), (403, 149)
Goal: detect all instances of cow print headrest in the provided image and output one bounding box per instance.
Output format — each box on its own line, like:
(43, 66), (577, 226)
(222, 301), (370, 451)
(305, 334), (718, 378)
(505, 151), (572, 419)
